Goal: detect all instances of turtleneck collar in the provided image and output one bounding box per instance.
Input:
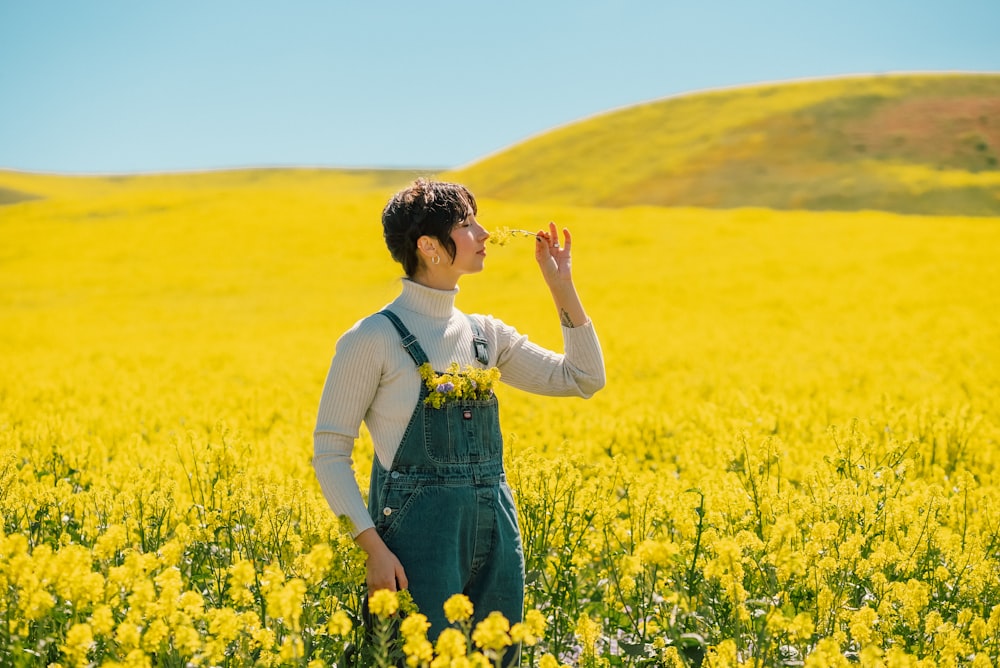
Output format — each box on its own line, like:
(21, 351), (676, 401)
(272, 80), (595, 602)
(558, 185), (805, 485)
(392, 279), (459, 320)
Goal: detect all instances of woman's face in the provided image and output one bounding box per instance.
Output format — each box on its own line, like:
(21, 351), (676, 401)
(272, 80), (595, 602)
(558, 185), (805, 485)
(447, 211), (491, 274)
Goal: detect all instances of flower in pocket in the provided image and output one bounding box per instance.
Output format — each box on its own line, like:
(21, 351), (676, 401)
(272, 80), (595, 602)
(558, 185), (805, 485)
(419, 362), (500, 408)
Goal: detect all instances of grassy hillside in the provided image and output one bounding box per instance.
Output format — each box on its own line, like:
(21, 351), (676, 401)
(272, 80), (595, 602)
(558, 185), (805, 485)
(0, 167), (425, 205)
(446, 73), (1000, 215)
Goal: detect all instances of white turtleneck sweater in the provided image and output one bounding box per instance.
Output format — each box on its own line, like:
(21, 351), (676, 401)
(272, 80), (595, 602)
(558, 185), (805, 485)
(313, 279), (606, 536)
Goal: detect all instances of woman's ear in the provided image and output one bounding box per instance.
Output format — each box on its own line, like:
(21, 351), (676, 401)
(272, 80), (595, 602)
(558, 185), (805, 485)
(416, 235), (437, 261)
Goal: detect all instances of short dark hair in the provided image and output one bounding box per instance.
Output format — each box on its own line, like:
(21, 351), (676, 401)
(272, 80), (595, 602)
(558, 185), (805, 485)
(382, 178), (478, 277)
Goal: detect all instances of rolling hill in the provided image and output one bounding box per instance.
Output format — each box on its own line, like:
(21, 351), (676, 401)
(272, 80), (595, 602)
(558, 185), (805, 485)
(444, 73), (1000, 216)
(3, 73), (997, 217)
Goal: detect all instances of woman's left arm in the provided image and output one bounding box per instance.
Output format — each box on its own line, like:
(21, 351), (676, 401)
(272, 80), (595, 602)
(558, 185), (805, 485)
(484, 221), (605, 398)
(535, 222), (589, 328)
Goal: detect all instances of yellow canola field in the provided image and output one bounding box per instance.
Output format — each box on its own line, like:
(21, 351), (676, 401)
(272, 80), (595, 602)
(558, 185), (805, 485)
(1, 170), (1000, 667)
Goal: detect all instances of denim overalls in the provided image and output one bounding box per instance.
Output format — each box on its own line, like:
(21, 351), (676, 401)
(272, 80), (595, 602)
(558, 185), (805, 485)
(368, 310), (525, 655)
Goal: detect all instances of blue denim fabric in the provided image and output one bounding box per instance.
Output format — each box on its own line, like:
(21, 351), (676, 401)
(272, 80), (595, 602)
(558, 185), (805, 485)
(369, 310), (525, 664)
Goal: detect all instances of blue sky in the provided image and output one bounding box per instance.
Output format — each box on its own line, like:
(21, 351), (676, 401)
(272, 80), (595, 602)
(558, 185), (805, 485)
(2, 1), (998, 174)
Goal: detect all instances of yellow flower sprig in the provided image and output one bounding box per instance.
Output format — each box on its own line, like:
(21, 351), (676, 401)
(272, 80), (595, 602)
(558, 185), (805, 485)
(488, 227), (537, 246)
(418, 362), (501, 408)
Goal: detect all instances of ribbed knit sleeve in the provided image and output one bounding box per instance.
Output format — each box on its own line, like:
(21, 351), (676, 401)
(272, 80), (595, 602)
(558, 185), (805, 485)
(312, 319), (389, 537)
(487, 317), (606, 398)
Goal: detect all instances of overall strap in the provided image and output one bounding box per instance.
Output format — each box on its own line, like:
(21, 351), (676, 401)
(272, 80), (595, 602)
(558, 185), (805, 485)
(377, 309), (430, 367)
(468, 315), (490, 366)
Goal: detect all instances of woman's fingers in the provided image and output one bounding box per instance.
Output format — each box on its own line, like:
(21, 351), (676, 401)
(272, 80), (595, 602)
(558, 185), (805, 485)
(367, 561), (407, 605)
(535, 229), (551, 260)
(537, 223), (568, 251)
(365, 544), (407, 592)
(535, 224), (572, 279)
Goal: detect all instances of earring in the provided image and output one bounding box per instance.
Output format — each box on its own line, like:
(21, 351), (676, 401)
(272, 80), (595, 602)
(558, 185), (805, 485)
(432, 255), (440, 265)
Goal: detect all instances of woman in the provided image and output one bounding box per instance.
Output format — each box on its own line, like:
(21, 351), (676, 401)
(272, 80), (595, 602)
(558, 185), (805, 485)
(312, 178), (605, 657)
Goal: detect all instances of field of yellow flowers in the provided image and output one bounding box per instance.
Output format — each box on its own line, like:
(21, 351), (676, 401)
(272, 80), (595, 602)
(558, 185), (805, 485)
(1, 169), (999, 667)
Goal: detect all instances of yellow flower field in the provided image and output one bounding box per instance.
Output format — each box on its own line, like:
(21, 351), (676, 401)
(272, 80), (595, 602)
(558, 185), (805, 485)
(1, 169), (999, 666)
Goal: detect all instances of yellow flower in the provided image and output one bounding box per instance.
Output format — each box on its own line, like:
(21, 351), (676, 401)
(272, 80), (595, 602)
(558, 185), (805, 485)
(52, 544), (104, 609)
(660, 647), (687, 668)
(433, 656), (478, 668)
(204, 637), (230, 666)
(279, 634), (305, 661)
(706, 639), (738, 667)
(295, 542), (334, 585)
(21, 586), (56, 621)
(636, 538), (679, 567)
(401, 612), (431, 640)
(94, 524), (129, 560)
(804, 637), (850, 668)
(885, 647), (920, 668)
(539, 655), (561, 668)
(969, 615), (987, 645)
(472, 611), (512, 652)
(178, 589), (205, 618)
(261, 562), (286, 595)
(435, 627), (468, 658)
(510, 622), (539, 646)
(207, 606), (241, 643)
(328, 609), (353, 636)
(971, 653), (994, 668)
(61, 622), (94, 667)
(228, 558), (256, 606)
(619, 554), (642, 577)
(126, 577), (156, 615)
(157, 538), (185, 567)
(174, 623), (202, 657)
(703, 537), (747, 606)
(765, 609), (789, 636)
(266, 577), (307, 632)
(850, 606), (879, 646)
(524, 609), (547, 637)
(89, 604), (115, 636)
(895, 579), (930, 629)
(419, 363), (501, 407)
(444, 593), (475, 623)
(467, 653), (493, 668)
(115, 622), (142, 651)
(859, 646), (885, 666)
(574, 614), (601, 658)
(404, 636), (434, 667)
(488, 227), (536, 246)
(368, 588), (400, 618)
(252, 627), (276, 652)
(122, 648), (152, 668)
(788, 612), (816, 642)
(141, 619), (169, 652)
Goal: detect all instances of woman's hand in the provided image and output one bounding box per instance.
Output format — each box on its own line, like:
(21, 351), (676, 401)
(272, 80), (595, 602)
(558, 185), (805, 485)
(535, 221), (573, 285)
(535, 221), (589, 328)
(356, 528), (408, 592)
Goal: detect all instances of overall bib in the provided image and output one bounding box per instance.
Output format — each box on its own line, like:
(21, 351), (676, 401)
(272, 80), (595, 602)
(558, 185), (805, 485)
(368, 310), (525, 652)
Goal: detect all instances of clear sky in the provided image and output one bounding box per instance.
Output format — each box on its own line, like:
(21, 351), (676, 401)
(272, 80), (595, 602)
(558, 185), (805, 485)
(2, 1), (998, 174)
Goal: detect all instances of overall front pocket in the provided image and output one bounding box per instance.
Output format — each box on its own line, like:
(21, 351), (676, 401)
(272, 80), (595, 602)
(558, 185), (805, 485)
(422, 400), (502, 465)
(374, 483), (424, 541)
